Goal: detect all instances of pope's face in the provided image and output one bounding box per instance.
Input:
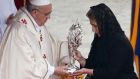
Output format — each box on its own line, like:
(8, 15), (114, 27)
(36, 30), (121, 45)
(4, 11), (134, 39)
(33, 4), (52, 26)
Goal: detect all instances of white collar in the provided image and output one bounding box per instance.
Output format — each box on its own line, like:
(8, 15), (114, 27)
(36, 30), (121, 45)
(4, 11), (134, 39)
(35, 25), (41, 33)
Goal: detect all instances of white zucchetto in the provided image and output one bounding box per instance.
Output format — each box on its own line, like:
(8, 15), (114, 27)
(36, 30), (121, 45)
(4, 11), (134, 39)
(29, 0), (51, 6)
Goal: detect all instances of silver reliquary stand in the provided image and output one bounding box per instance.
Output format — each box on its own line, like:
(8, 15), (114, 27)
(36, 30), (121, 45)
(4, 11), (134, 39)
(67, 20), (82, 73)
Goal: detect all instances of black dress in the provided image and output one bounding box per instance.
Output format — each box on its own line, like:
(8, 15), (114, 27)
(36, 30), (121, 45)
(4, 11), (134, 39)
(85, 32), (138, 79)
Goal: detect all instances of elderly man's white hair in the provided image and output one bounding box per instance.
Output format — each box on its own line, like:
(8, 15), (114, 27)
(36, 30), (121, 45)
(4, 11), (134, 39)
(29, 0), (51, 6)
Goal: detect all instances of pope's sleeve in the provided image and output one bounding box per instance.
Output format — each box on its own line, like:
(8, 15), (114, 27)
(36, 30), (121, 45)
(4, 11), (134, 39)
(46, 60), (55, 77)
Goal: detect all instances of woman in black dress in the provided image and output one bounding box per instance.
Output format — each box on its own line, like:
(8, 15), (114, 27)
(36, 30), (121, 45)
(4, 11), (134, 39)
(72, 3), (138, 79)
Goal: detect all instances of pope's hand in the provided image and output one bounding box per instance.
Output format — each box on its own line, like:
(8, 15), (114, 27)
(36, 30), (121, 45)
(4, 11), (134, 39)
(54, 65), (69, 75)
(6, 14), (14, 25)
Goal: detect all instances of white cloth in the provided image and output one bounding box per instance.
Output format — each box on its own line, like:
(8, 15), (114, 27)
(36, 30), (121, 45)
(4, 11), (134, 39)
(0, 0), (17, 42)
(0, 7), (70, 79)
(0, 17), (3, 42)
(29, 0), (51, 6)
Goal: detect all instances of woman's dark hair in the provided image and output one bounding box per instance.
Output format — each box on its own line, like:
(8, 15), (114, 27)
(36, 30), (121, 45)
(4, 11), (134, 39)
(86, 3), (123, 37)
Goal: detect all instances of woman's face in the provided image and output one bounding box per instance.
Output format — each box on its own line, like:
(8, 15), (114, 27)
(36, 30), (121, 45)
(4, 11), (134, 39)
(89, 19), (100, 36)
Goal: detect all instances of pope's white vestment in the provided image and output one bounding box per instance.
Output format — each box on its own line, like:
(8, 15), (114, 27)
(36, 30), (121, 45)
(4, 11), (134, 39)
(0, 7), (70, 79)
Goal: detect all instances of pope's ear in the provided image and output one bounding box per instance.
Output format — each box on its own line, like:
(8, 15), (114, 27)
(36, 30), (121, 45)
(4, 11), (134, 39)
(31, 9), (38, 17)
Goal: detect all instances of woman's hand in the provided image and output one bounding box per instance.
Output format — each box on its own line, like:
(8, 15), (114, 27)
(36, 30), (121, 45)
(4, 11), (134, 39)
(73, 50), (86, 67)
(72, 50), (82, 61)
(72, 68), (86, 76)
(72, 68), (93, 76)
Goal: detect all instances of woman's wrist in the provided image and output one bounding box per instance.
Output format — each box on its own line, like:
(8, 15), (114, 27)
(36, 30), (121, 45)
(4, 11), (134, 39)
(82, 68), (93, 75)
(78, 57), (86, 67)
(77, 56), (85, 62)
(86, 69), (93, 75)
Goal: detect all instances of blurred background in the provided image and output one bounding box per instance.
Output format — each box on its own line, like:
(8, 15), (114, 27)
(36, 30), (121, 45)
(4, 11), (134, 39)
(46, 0), (132, 58)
